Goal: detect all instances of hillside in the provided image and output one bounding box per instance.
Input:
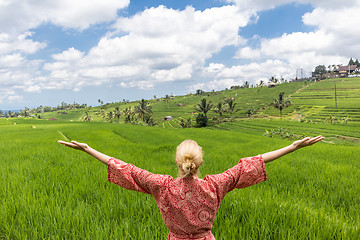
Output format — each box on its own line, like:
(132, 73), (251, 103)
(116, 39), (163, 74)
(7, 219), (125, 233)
(40, 81), (306, 123)
(38, 77), (360, 127)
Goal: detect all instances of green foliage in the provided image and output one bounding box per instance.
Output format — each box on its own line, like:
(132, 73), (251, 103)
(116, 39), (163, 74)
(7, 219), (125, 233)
(225, 98), (238, 121)
(263, 127), (306, 140)
(82, 112), (92, 122)
(179, 117), (192, 128)
(196, 113), (208, 127)
(246, 107), (257, 118)
(213, 102), (226, 123)
(314, 65), (327, 77)
(195, 98), (213, 116)
(273, 92), (291, 121)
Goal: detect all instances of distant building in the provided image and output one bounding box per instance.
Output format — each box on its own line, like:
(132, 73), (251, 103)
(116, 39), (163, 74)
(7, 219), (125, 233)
(163, 116), (173, 121)
(267, 82), (278, 88)
(334, 65), (359, 78)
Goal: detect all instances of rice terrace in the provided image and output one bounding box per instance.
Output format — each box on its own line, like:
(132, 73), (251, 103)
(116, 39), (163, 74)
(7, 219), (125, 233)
(0, 77), (359, 239)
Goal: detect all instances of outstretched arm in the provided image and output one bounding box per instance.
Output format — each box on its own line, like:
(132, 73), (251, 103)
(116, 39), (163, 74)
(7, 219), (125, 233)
(58, 140), (110, 165)
(262, 135), (324, 163)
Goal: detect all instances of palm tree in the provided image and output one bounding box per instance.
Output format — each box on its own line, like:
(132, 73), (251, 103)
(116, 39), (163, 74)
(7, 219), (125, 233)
(123, 107), (136, 123)
(99, 109), (106, 119)
(242, 81), (250, 88)
(82, 112), (92, 122)
(213, 102), (226, 123)
(106, 111), (114, 123)
(273, 92), (291, 121)
(135, 99), (153, 122)
(164, 94), (171, 103)
(114, 107), (122, 123)
(259, 80), (265, 87)
(225, 98), (238, 122)
(196, 98), (213, 116)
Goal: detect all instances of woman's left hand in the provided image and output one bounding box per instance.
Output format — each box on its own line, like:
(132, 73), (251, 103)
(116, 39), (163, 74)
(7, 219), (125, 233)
(58, 140), (89, 152)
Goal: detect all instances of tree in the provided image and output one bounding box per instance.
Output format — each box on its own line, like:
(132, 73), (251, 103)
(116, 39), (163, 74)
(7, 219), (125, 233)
(114, 107), (122, 123)
(123, 107), (136, 123)
(135, 99), (153, 122)
(180, 118), (192, 128)
(106, 111), (114, 123)
(314, 65), (327, 79)
(258, 80), (265, 87)
(348, 58), (355, 66)
(242, 81), (250, 88)
(196, 89), (204, 95)
(213, 102), (226, 123)
(164, 94), (171, 103)
(82, 112), (92, 122)
(225, 98), (238, 122)
(355, 59), (360, 67)
(196, 114), (208, 127)
(269, 76), (278, 83)
(99, 109), (106, 119)
(195, 98), (213, 127)
(246, 107), (257, 118)
(196, 98), (213, 117)
(273, 92), (291, 121)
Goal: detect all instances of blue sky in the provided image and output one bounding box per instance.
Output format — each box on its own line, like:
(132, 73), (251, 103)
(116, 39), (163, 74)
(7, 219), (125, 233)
(0, 0), (359, 110)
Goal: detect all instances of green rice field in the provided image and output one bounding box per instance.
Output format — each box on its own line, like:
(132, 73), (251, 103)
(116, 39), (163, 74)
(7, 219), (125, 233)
(0, 118), (359, 239)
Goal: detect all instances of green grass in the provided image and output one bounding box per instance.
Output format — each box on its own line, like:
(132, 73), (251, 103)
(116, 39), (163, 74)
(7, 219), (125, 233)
(0, 119), (359, 239)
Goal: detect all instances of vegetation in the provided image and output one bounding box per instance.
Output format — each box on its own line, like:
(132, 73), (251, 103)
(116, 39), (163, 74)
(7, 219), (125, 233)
(0, 118), (359, 239)
(273, 92), (291, 121)
(195, 98), (213, 127)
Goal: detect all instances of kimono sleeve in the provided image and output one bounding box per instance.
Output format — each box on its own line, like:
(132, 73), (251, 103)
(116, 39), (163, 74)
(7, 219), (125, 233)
(107, 157), (172, 196)
(205, 155), (267, 200)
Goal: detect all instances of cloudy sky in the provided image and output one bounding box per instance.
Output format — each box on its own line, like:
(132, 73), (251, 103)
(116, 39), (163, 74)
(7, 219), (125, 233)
(1, 0), (359, 110)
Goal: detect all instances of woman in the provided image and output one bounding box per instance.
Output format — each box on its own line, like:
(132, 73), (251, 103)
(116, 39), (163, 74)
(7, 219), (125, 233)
(58, 135), (324, 240)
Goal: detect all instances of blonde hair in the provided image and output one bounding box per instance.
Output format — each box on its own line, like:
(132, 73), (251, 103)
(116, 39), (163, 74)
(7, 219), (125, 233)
(176, 140), (203, 178)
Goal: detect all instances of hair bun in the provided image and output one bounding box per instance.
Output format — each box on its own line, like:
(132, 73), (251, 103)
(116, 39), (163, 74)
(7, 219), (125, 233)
(182, 162), (195, 172)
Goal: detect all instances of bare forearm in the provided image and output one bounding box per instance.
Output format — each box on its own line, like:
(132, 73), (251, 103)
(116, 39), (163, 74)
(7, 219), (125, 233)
(261, 135), (324, 163)
(58, 140), (111, 165)
(84, 146), (111, 165)
(262, 144), (297, 163)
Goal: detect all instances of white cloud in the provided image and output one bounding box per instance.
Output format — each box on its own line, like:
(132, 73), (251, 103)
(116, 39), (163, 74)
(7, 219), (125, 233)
(228, 0), (359, 11)
(0, 0), (130, 33)
(233, 1), (360, 80)
(2, 0), (360, 106)
(0, 32), (46, 55)
(36, 5), (255, 92)
(192, 59), (292, 91)
(188, 78), (245, 93)
(0, 89), (23, 104)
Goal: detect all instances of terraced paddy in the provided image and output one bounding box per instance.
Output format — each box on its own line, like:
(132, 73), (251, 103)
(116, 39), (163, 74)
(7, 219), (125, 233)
(0, 118), (359, 239)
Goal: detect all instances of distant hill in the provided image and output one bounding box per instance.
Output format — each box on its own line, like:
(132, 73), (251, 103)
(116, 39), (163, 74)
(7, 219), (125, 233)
(38, 77), (360, 125)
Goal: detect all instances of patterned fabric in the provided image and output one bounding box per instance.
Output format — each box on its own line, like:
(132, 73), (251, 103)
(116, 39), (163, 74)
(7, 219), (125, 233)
(108, 155), (267, 240)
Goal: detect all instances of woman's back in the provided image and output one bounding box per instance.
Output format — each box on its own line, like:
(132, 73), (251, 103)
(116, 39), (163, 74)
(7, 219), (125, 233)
(108, 156), (267, 240)
(158, 177), (219, 239)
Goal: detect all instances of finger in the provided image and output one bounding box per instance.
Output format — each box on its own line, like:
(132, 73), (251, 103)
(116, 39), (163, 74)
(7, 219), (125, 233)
(71, 141), (82, 147)
(300, 137), (311, 143)
(307, 136), (324, 145)
(60, 141), (78, 148)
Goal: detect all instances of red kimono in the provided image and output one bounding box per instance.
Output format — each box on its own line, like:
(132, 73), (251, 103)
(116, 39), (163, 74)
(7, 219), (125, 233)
(108, 155), (267, 240)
